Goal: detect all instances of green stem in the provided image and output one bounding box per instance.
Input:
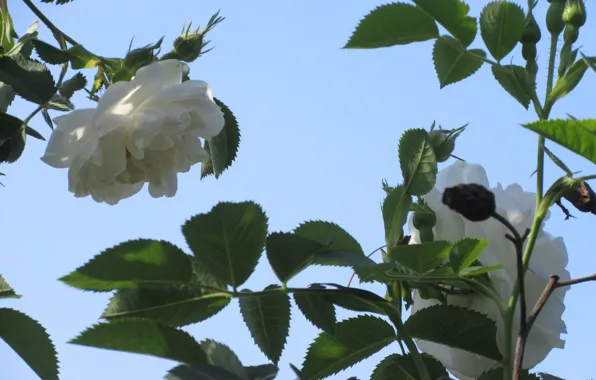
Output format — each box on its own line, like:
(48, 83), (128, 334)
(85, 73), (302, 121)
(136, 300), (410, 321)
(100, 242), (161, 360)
(21, 0), (78, 46)
(503, 33), (559, 380)
(393, 314), (432, 380)
(383, 285), (430, 380)
(22, 62), (69, 126)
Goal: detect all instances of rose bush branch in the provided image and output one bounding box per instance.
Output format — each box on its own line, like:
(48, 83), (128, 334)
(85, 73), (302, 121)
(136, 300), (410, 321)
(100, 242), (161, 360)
(515, 270), (596, 379)
(21, 0), (78, 47)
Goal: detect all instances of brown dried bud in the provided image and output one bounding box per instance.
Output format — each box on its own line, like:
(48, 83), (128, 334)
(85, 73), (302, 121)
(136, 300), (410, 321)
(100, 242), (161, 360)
(442, 184), (496, 222)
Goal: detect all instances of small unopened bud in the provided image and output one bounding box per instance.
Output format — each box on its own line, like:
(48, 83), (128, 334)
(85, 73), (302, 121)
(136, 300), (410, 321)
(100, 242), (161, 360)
(173, 26), (204, 62)
(442, 184), (496, 222)
(563, 0), (587, 27)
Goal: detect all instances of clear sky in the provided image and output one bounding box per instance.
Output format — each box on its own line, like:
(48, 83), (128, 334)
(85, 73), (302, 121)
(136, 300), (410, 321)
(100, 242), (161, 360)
(2, 1), (596, 379)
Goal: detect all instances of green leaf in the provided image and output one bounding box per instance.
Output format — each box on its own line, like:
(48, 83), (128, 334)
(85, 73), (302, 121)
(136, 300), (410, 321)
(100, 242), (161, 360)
(200, 339), (248, 380)
(25, 126), (45, 141)
(399, 128), (437, 195)
(7, 22), (39, 58)
(294, 285), (336, 332)
(301, 315), (396, 379)
(101, 287), (230, 327)
(479, 1), (525, 61)
(491, 64), (531, 109)
(0, 54), (55, 104)
(239, 287), (291, 364)
(382, 185), (413, 249)
(460, 264), (503, 277)
(412, 0), (477, 47)
(265, 232), (323, 283)
(59, 72), (87, 99)
(319, 284), (390, 316)
(59, 239), (193, 291)
(521, 119), (596, 165)
(182, 201), (268, 288)
(40, 0), (74, 4)
(67, 44), (100, 69)
(543, 145), (573, 176)
(478, 367), (539, 379)
(294, 220), (364, 255)
(388, 241), (452, 273)
(405, 304), (502, 360)
(245, 364), (279, 380)
(201, 98), (240, 178)
(344, 3), (439, 49)
(371, 353), (448, 380)
(200, 141), (214, 177)
(41, 108), (53, 129)
(47, 94), (74, 112)
(449, 238), (489, 273)
(166, 364), (243, 380)
(72, 319), (207, 364)
(32, 39), (71, 64)
(537, 373), (565, 380)
(0, 82), (15, 112)
(290, 364), (306, 379)
(0, 112), (23, 140)
(549, 57), (592, 102)
(354, 263), (403, 284)
(0, 275), (20, 298)
(581, 52), (596, 73)
(0, 308), (59, 380)
(432, 36), (485, 88)
(313, 250), (376, 268)
(0, 125), (25, 163)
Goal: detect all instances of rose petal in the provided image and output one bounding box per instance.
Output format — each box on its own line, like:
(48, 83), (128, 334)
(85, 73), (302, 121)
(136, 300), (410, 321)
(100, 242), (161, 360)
(435, 161), (490, 191)
(41, 109), (96, 168)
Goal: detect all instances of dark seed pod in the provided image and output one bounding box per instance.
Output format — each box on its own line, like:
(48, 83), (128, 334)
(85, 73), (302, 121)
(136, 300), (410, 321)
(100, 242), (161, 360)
(442, 184), (496, 222)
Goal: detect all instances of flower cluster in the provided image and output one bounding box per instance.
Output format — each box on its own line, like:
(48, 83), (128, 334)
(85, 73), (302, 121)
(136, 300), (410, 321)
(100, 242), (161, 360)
(41, 60), (225, 205)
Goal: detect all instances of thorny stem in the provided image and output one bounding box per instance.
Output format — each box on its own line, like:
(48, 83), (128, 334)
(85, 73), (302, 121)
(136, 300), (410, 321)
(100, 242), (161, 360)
(507, 33), (559, 380)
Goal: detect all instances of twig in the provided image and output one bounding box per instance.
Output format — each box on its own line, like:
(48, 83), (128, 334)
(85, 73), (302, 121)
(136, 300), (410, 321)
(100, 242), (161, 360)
(557, 273), (596, 287)
(513, 271), (596, 378)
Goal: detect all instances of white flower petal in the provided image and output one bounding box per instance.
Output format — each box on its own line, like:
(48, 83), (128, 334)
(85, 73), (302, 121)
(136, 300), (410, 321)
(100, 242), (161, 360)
(409, 162), (568, 378)
(435, 161), (490, 191)
(92, 81), (138, 135)
(46, 59), (225, 204)
(41, 109), (96, 168)
(137, 80), (225, 139)
(133, 59), (183, 89)
(90, 181), (144, 205)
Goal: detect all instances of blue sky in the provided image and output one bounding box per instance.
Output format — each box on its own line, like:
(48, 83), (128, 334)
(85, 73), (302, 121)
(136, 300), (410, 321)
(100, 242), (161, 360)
(2, 1), (596, 379)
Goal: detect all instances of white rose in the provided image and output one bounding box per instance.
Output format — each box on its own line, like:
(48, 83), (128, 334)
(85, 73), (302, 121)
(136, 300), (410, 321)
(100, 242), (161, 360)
(409, 161), (569, 380)
(41, 59), (225, 205)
